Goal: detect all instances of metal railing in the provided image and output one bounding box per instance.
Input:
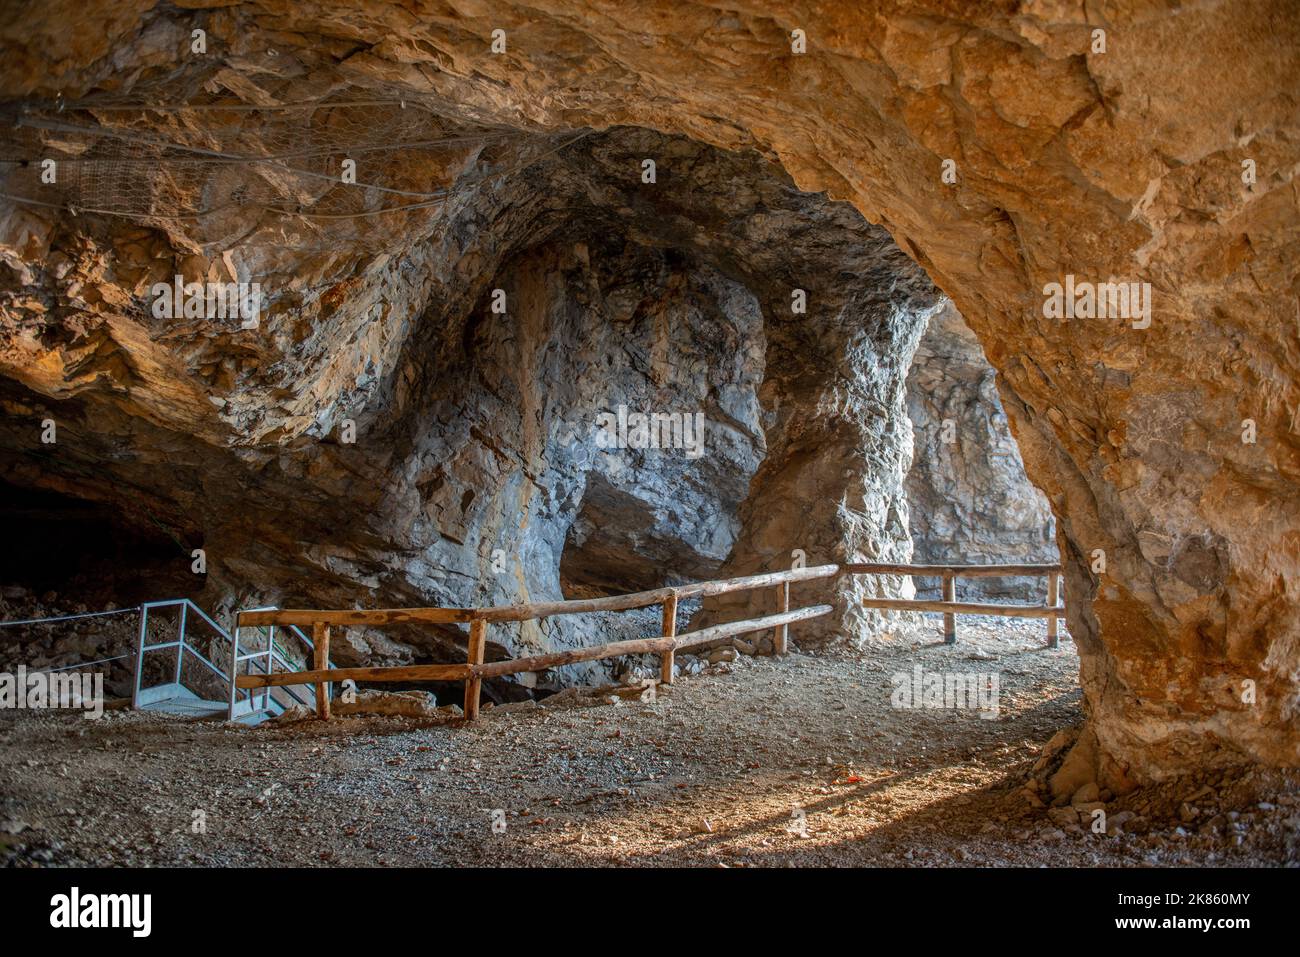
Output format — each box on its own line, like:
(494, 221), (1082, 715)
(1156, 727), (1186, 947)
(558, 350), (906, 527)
(0, 598), (341, 721)
(132, 599), (233, 709)
(135, 599), (322, 719)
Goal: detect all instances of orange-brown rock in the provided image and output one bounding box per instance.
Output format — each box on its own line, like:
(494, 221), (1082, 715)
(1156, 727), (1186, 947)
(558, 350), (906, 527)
(1, 2), (1297, 786)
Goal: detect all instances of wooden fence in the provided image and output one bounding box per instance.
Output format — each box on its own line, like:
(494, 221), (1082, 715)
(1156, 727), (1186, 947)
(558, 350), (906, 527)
(845, 562), (1065, 646)
(235, 564), (839, 720)
(235, 560), (1066, 721)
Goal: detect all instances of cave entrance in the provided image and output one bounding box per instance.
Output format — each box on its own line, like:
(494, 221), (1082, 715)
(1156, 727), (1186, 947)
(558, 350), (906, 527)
(888, 299), (1081, 742)
(902, 301), (1060, 603)
(0, 481), (201, 608)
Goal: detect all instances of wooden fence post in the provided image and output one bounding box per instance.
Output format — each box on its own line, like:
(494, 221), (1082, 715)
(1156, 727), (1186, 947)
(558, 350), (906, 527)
(773, 581), (790, 655)
(660, 592), (678, 684)
(1046, 574), (1060, 648)
(312, 622), (331, 720)
(942, 574), (956, 644)
(464, 618), (487, 719)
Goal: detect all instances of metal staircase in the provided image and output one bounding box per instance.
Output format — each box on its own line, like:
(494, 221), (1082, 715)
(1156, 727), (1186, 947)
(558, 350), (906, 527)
(131, 600), (326, 725)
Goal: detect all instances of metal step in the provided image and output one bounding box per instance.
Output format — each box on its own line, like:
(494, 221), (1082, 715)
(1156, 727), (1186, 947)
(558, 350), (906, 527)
(127, 600), (325, 723)
(232, 708), (278, 727)
(136, 683), (228, 719)
(229, 691), (289, 726)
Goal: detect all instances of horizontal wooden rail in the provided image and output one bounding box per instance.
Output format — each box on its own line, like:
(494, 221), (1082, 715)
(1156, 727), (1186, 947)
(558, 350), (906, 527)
(849, 561), (1064, 646)
(237, 564), (839, 629)
(860, 598), (1064, 618)
(476, 565), (838, 623)
(238, 607), (476, 627)
(474, 604), (832, 679)
(844, 562), (1061, 578)
(236, 663), (471, 689)
(234, 605), (833, 690)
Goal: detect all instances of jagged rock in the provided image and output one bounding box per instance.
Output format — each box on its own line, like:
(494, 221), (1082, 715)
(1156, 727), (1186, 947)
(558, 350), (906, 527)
(333, 690), (440, 719)
(1075, 802), (1107, 820)
(1108, 811), (1137, 834)
(0, 122), (936, 688)
(1031, 727), (1079, 779)
(1047, 807), (1080, 829)
(487, 699), (538, 715)
(1071, 782), (1101, 806)
(268, 705), (313, 724)
(0, 2), (1294, 787)
(1049, 727), (1101, 804)
(537, 688), (590, 710)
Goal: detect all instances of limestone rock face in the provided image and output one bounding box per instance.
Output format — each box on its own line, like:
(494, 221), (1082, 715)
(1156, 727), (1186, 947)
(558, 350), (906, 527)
(905, 302), (1058, 601)
(1, 1), (1298, 783)
(0, 120), (936, 687)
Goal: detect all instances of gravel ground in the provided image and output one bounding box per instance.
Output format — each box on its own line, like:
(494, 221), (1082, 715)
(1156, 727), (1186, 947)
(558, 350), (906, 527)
(2, 617), (1296, 867)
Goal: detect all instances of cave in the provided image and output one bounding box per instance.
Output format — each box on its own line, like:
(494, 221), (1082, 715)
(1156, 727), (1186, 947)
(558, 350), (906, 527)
(0, 1), (1296, 890)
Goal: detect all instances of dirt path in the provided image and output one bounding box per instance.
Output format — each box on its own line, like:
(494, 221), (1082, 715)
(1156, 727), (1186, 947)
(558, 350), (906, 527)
(2, 618), (1296, 867)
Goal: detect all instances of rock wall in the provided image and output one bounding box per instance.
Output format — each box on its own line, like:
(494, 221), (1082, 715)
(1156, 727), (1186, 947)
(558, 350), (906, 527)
(905, 302), (1058, 600)
(0, 1), (1297, 785)
(0, 121), (936, 689)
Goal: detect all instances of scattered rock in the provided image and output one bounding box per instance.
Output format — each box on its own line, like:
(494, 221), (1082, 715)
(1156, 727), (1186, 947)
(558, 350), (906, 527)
(1047, 807), (1079, 829)
(1071, 782), (1101, 806)
(334, 690), (441, 719)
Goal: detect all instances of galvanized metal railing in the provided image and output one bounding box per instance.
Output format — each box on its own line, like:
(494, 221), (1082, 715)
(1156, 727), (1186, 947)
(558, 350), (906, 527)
(133, 599), (322, 720)
(132, 599), (233, 709)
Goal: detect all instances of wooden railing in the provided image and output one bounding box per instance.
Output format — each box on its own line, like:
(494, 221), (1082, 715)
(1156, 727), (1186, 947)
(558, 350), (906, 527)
(845, 562), (1065, 646)
(234, 559), (1067, 722)
(235, 564), (839, 720)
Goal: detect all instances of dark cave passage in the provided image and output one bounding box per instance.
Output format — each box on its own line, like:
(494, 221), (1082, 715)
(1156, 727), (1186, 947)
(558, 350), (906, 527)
(0, 481), (201, 605)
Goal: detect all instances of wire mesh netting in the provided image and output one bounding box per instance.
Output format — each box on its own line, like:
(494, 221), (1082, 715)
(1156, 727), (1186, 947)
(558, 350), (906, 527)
(0, 95), (586, 237)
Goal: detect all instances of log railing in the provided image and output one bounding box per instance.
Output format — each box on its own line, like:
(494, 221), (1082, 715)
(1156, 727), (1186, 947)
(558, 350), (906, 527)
(845, 562), (1065, 646)
(235, 564), (839, 720)
(233, 559), (1066, 722)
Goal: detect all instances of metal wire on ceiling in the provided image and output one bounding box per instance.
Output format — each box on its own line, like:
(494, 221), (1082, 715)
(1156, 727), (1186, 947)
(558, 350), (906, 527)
(0, 96), (588, 228)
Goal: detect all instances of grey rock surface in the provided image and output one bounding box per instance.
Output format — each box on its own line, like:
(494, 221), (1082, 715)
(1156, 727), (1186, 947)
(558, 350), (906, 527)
(905, 303), (1058, 600)
(0, 124), (938, 685)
